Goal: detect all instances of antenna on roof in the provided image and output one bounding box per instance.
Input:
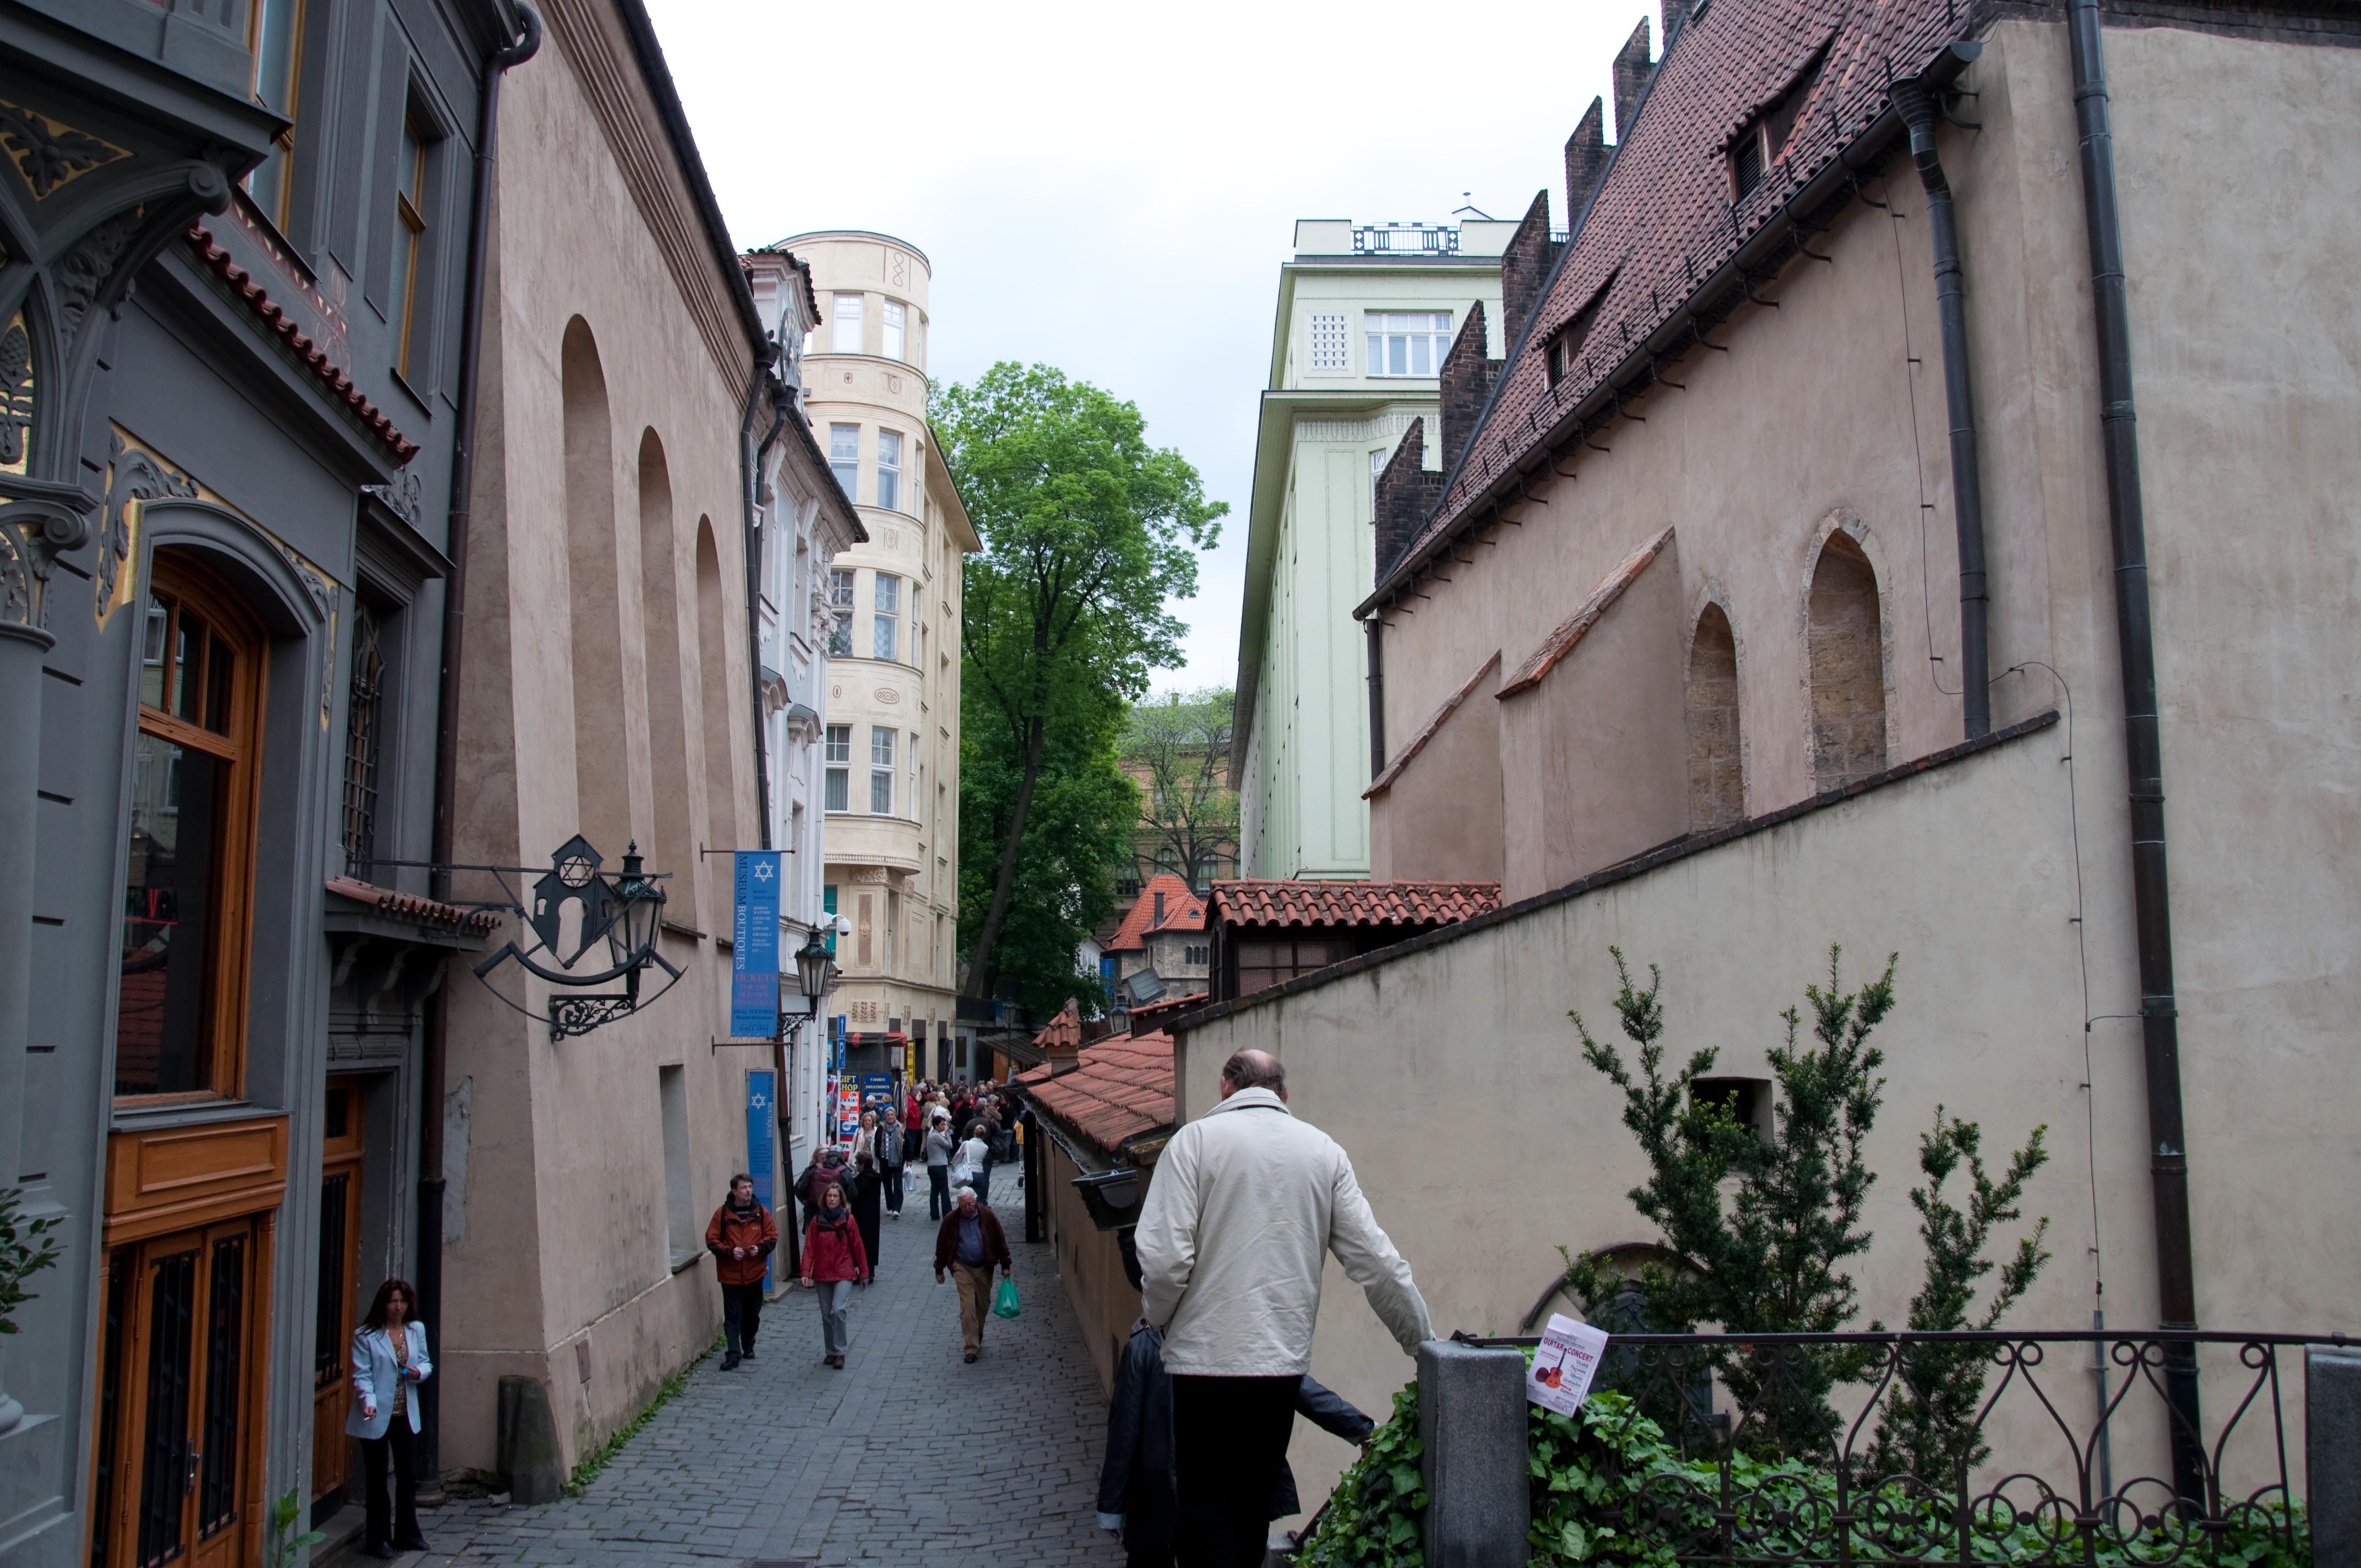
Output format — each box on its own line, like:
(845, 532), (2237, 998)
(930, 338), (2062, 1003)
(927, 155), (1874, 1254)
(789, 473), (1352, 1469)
(1451, 192), (1497, 221)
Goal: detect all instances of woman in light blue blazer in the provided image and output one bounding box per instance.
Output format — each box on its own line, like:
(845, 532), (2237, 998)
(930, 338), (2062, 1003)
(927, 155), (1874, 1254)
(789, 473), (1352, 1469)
(346, 1278), (433, 1558)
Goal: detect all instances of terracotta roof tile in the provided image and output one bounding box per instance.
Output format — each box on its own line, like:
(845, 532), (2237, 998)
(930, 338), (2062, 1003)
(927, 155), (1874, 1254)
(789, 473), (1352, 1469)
(1208, 880), (1502, 929)
(1496, 527), (1672, 698)
(1383, 0), (1956, 591)
(1032, 999), (1085, 1052)
(1103, 873), (1206, 952)
(325, 876), (502, 933)
(1016, 1029), (1174, 1159)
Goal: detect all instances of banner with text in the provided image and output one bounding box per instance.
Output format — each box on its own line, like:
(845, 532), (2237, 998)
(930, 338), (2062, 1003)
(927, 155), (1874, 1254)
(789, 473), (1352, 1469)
(730, 851), (782, 1038)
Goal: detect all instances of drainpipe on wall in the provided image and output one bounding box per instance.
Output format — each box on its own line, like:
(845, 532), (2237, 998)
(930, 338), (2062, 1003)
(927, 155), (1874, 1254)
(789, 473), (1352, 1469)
(416, 2), (541, 1491)
(1892, 54), (1992, 739)
(1365, 619), (1387, 782)
(2064, 0), (2202, 1505)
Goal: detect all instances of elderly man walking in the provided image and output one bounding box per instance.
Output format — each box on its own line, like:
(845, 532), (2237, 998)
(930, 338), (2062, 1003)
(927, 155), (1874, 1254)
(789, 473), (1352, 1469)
(932, 1185), (1012, 1363)
(1134, 1049), (1432, 1568)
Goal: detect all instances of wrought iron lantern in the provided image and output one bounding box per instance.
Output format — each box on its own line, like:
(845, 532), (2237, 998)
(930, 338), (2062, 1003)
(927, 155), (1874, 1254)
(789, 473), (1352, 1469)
(469, 834), (682, 1038)
(791, 930), (834, 1015)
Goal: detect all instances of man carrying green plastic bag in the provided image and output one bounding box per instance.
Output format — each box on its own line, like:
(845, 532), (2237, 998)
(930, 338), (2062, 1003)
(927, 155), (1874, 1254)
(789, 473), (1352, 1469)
(932, 1184), (1013, 1362)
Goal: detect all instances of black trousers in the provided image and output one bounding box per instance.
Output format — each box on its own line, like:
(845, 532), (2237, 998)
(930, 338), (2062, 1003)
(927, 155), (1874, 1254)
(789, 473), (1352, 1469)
(721, 1281), (764, 1355)
(882, 1167), (905, 1213)
(928, 1166), (951, 1218)
(359, 1419), (421, 1547)
(1171, 1374), (1298, 1568)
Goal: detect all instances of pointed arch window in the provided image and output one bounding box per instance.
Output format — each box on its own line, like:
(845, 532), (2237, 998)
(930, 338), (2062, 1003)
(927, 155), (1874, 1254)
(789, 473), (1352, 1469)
(340, 600), (386, 876)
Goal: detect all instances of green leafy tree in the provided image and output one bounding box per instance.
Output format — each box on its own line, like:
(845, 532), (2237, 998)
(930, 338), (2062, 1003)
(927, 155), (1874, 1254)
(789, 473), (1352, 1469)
(935, 362), (1223, 999)
(0, 1183), (63, 1336)
(1122, 687), (1238, 889)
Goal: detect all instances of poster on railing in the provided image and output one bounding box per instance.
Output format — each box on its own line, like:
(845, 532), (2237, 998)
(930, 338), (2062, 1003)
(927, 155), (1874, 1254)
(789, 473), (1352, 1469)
(1527, 1314), (1612, 1418)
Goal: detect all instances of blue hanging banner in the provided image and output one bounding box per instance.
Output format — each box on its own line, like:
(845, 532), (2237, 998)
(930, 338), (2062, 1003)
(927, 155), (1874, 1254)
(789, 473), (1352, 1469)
(746, 1069), (776, 1290)
(731, 852), (782, 1039)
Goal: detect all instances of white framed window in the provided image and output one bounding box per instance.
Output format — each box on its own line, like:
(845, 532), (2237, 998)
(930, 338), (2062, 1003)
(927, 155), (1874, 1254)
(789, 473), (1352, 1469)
(1365, 311), (1453, 377)
(882, 300), (906, 361)
(872, 573), (899, 660)
(833, 293), (863, 353)
(829, 424), (859, 500)
(826, 569), (853, 656)
(877, 428), (902, 512)
(1308, 311), (1350, 373)
(869, 726), (895, 814)
(824, 725), (851, 812)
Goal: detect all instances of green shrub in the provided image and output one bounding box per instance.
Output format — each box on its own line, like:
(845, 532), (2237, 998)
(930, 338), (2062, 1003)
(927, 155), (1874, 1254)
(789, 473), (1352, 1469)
(1295, 1384), (1428, 1568)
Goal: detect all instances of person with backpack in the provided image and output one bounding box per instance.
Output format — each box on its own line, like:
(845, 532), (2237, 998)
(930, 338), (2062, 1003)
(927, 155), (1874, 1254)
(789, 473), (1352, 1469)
(704, 1173), (778, 1370)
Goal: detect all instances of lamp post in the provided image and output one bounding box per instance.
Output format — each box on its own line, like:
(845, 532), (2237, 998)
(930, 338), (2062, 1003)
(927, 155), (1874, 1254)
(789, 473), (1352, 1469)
(792, 931), (833, 1013)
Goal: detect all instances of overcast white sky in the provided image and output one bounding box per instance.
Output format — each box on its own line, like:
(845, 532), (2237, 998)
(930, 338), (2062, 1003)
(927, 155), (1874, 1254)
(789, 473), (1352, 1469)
(646, 0), (1662, 695)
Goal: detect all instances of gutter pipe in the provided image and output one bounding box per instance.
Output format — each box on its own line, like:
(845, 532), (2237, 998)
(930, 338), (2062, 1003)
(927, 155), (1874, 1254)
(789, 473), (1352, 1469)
(417, 0), (541, 1488)
(1891, 68), (1992, 738)
(1366, 619), (1386, 781)
(2065, 0), (2202, 1505)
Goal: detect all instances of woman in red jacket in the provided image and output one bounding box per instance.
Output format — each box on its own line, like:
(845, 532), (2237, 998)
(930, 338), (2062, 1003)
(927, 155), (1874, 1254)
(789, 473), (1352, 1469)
(798, 1179), (870, 1368)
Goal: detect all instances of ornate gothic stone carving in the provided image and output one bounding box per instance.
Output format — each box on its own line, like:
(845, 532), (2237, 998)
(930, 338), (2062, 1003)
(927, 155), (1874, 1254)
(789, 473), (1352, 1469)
(57, 208), (144, 342)
(0, 489), (96, 629)
(0, 314), (32, 471)
(362, 470), (425, 532)
(95, 432), (197, 620)
(0, 99), (129, 199)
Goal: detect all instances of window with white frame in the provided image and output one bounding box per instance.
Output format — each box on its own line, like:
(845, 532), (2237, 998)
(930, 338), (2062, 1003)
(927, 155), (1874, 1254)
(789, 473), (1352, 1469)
(1365, 311), (1453, 377)
(1308, 312), (1350, 373)
(869, 726), (895, 814)
(827, 568), (854, 656)
(877, 428), (902, 512)
(833, 293), (863, 353)
(882, 301), (905, 361)
(824, 725), (851, 811)
(872, 573), (899, 660)
(829, 424), (859, 500)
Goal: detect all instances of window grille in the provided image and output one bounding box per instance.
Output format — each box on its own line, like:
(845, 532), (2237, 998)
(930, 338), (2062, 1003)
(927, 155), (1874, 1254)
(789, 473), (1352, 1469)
(340, 602), (385, 878)
(1308, 312), (1349, 372)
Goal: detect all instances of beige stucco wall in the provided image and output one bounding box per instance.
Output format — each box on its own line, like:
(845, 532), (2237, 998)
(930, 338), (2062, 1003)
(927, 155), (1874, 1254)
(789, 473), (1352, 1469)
(436, 0), (766, 1475)
(1039, 1137), (1146, 1395)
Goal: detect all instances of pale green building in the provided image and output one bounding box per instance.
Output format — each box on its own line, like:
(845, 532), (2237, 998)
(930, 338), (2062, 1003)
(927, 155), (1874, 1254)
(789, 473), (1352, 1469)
(1231, 218), (1509, 879)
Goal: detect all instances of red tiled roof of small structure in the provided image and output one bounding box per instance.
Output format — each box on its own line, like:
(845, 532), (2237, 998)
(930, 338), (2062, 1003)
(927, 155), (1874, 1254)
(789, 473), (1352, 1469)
(1032, 999), (1084, 1052)
(1209, 879), (1503, 929)
(1021, 1030), (1175, 1157)
(184, 224), (421, 464)
(325, 876), (502, 933)
(1103, 873), (1206, 952)
(1388, 0), (1955, 585)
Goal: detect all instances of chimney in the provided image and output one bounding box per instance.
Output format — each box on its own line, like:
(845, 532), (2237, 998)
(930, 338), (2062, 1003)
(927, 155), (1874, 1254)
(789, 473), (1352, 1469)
(1499, 190), (1563, 352)
(1613, 17), (1655, 144)
(1373, 418), (1447, 582)
(1661, 0), (1693, 44)
(1438, 302), (1503, 472)
(1565, 96), (1608, 226)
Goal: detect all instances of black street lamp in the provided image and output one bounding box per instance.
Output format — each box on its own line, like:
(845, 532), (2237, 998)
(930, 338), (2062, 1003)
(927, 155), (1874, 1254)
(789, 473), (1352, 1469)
(792, 930), (834, 1015)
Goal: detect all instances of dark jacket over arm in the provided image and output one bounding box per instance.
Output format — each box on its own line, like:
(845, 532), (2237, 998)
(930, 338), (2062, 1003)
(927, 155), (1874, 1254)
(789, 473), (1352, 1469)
(932, 1205), (1011, 1272)
(1098, 1325), (1177, 1551)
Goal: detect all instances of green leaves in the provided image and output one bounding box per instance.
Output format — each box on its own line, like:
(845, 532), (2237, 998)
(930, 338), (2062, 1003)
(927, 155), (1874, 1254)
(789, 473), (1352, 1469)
(1296, 1384), (1429, 1568)
(0, 1184), (63, 1336)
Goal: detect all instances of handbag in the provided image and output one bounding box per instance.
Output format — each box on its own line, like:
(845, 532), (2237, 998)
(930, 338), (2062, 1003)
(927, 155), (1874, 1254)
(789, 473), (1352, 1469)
(992, 1276), (1021, 1320)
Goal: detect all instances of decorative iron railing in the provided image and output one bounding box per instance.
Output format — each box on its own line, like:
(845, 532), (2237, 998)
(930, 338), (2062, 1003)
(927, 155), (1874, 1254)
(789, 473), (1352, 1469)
(1353, 224), (1458, 254)
(1454, 1328), (2342, 1566)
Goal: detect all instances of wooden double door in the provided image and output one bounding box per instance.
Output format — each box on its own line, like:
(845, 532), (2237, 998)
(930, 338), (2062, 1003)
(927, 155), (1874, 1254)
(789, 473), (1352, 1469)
(309, 1080), (365, 1511)
(94, 1220), (266, 1568)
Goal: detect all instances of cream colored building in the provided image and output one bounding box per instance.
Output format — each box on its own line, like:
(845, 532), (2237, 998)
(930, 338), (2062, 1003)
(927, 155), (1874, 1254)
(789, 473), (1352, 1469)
(787, 232), (978, 1084)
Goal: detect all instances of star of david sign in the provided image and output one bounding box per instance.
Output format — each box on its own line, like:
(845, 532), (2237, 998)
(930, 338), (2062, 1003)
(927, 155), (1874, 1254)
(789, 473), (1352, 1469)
(753, 859), (776, 883)
(749, 1092), (769, 1110)
(526, 833), (620, 967)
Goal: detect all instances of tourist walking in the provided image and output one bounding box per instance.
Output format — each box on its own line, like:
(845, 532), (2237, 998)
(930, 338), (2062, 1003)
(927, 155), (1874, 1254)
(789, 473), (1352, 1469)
(346, 1278), (433, 1559)
(1134, 1049), (1431, 1568)
(924, 1109), (957, 1219)
(850, 1108), (885, 1268)
(705, 1173), (777, 1370)
(932, 1185), (1011, 1364)
(796, 1142), (854, 1223)
(799, 1180), (871, 1368)
(950, 1119), (992, 1206)
(878, 1103), (909, 1218)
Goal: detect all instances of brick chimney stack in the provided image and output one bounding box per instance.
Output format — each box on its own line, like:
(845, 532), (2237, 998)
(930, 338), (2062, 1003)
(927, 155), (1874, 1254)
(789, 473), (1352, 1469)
(1613, 17), (1655, 143)
(1499, 190), (1563, 352)
(1438, 302), (1503, 472)
(1373, 418), (1445, 582)
(1565, 97), (1608, 229)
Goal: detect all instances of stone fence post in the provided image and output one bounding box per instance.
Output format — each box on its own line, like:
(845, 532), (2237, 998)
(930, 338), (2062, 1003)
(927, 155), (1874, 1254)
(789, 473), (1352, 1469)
(1417, 1339), (1529, 1567)
(2313, 1344), (2361, 1568)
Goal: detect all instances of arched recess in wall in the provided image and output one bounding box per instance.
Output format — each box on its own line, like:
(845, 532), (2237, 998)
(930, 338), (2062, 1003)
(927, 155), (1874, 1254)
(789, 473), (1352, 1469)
(694, 519), (738, 874)
(561, 317), (630, 862)
(1806, 531), (1887, 792)
(1686, 603), (1743, 830)
(637, 429), (696, 904)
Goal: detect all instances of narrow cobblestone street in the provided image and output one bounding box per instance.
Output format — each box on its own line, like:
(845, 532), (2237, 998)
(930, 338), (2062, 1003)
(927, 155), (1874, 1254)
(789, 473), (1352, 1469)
(417, 1190), (1119, 1567)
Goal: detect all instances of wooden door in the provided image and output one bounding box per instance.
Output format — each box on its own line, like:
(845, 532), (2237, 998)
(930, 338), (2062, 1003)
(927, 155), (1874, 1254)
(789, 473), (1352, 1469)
(102, 1219), (259, 1568)
(310, 1082), (365, 1508)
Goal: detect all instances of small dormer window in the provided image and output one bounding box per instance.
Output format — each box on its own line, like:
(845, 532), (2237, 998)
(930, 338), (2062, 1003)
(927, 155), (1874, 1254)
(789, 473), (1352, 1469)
(1729, 42), (1829, 204)
(1544, 277), (1614, 389)
(1729, 126), (1769, 200)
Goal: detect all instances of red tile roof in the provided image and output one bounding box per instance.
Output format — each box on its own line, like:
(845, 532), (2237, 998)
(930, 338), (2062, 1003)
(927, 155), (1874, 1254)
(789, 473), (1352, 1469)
(1209, 880), (1502, 929)
(1383, 0), (1956, 592)
(183, 224), (420, 464)
(1496, 527), (1672, 698)
(1015, 1029), (1175, 1159)
(325, 876), (502, 934)
(1103, 873), (1206, 953)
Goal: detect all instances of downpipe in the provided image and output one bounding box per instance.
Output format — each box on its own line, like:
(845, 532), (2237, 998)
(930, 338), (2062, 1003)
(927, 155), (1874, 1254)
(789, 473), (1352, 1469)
(416, 2), (541, 1490)
(1892, 59), (1991, 739)
(2065, 0), (2204, 1506)
(1365, 618), (1387, 781)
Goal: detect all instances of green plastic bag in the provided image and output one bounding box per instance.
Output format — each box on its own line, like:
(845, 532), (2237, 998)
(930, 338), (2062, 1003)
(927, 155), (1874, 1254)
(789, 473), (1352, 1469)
(992, 1276), (1020, 1319)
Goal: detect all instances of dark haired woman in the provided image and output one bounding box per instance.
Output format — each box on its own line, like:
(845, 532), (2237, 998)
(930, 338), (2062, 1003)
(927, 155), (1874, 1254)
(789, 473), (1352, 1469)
(346, 1278), (433, 1558)
(798, 1180), (871, 1367)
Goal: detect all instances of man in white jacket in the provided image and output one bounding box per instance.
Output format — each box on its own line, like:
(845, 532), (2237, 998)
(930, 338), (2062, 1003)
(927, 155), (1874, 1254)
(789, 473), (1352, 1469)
(1133, 1048), (1432, 1567)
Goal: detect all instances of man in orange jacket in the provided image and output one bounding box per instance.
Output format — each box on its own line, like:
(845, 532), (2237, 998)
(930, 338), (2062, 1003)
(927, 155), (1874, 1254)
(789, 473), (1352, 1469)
(705, 1174), (778, 1370)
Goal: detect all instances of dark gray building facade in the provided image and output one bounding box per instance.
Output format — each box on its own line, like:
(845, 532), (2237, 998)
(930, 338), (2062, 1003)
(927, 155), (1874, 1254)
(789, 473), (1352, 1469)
(0, 0), (526, 1560)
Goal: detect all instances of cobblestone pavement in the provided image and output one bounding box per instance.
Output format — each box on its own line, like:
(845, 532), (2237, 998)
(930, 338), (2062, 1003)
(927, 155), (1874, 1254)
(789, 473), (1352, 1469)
(416, 1188), (1120, 1567)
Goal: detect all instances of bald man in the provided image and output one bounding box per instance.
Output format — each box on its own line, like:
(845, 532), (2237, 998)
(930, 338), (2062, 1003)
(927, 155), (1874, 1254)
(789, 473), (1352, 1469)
(1133, 1048), (1432, 1568)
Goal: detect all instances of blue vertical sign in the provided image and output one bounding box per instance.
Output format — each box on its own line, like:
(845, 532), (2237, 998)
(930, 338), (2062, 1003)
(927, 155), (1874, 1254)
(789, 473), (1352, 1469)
(731, 852), (781, 1039)
(746, 1069), (776, 1290)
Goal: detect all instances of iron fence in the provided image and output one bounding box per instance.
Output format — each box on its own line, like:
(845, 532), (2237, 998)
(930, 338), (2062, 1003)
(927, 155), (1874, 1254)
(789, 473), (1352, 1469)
(1455, 1328), (2343, 1566)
